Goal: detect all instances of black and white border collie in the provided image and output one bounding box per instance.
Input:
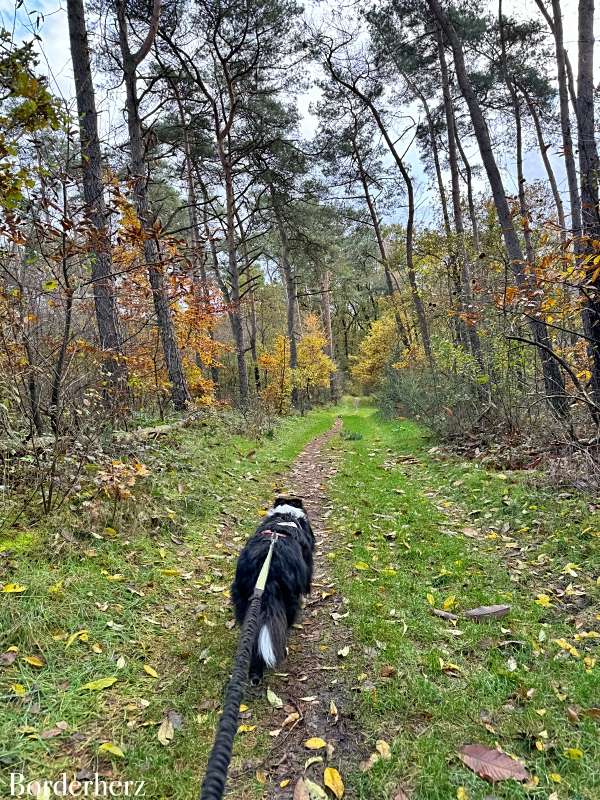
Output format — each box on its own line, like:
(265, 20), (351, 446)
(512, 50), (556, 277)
(231, 497), (314, 685)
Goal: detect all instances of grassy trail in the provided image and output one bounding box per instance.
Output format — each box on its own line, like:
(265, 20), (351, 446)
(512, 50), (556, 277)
(1, 404), (598, 799)
(327, 406), (599, 800)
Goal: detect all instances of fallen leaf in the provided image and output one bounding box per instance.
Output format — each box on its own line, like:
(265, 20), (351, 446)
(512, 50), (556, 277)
(456, 788), (468, 800)
(304, 778), (327, 800)
(304, 756), (323, 769)
(280, 779), (290, 788)
(535, 594), (552, 608)
(237, 724), (256, 733)
(293, 778), (310, 800)
(329, 700), (338, 718)
(0, 651), (18, 666)
(337, 646), (350, 658)
(354, 562), (370, 571)
(255, 770), (267, 784)
(359, 753), (380, 772)
(564, 747), (583, 759)
(380, 664), (397, 678)
(304, 737), (327, 750)
(324, 767), (344, 799)
(11, 683), (26, 697)
(66, 630), (89, 648)
(23, 655), (45, 668)
(157, 717), (174, 746)
(1, 583), (27, 593)
(143, 665), (159, 678)
(98, 742), (125, 758)
(81, 676), (117, 691)
(376, 739), (391, 759)
(458, 744), (529, 782)
(267, 687), (283, 708)
(283, 711), (300, 726)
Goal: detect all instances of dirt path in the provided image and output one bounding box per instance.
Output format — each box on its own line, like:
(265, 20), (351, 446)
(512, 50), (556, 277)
(228, 418), (364, 798)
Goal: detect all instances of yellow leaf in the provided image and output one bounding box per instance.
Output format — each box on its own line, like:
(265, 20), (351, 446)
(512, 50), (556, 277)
(143, 665), (159, 678)
(354, 562), (369, 571)
(304, 737), (327, 749)
(239, 704), (249, 712)
(426, 593), (435, 606)
(442, 595), (456, 610)
(48, 581), (63, 595)
(564, 747), (583, 759)
(375, 739), (391, 759)
(98, 742), (125, 758)
(324, 767), (344, 799)
(255, 770), (267, 784)
(81, 676), (117, 691)
(549, 773), (562, 783)
(66, 629), (89, 648)
(11, 683), (26, 697)
(1, 583), (27, 593)
(92, 643), (103, 654)
(457, 788), (468, 800)
(280, 779), (290, 788)
(237, 724), (256, 733)
(23, 655), (44, 668)
(161, 569), (181, 577)
(329, 700), (338, 717)
(535, 594), (552, 608)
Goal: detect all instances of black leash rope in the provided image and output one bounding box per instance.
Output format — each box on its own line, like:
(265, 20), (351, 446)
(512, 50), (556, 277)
(199, 531), (283, 800)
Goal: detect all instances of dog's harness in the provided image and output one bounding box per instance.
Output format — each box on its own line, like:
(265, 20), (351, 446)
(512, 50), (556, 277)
(199, 523), (296, 800)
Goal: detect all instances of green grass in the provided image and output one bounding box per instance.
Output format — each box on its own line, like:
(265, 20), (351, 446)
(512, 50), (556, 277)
(1, 403), (598, 800)
(326, 406), (599, 800)
(0, 407), (338, 798)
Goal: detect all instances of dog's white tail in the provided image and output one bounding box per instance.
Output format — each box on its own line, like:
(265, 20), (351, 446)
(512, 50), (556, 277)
(258, 625), (276, 667)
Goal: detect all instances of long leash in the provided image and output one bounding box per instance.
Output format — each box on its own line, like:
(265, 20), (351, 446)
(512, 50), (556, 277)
(199, 531), (282, 800)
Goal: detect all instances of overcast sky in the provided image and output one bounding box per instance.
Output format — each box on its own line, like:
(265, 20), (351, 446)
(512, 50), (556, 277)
(1, 0), (597, 227)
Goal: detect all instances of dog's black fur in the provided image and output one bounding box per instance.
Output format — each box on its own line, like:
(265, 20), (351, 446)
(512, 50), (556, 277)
(230, 497), (314, 684)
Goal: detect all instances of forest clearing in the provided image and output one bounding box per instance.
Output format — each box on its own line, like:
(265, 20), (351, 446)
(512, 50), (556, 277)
(1, 0), (600, 796)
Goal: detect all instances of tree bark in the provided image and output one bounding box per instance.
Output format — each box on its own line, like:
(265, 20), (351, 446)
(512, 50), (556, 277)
(270, 188), (299, 406)
(350, 125), (410, 348)
(427, 0), (568, 416)
(323, 51), (433, 366)
(66, 0), (125, 392)
(319, 269), (339, 399)
(536, 0), (582, 240)
(577, 0), (600, 409)
(115, 0), (189, 411)
(521, 87), (567, 245)
(437, 30), (483, 366)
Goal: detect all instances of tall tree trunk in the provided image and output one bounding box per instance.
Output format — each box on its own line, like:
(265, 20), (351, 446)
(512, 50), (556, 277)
(324, 55), (433, 365)
(454, 129), (480, 253)
(115, 0), (189, 411)
(66, 0), (125, 392)
(270, 188), (299, 406)
(536, 0), (582, 240)
(521, 88), (567, 245)
(350, 127), (410, 348)
(427, 0), (568, 416)
(577, 0), (600, 410)
(220, 146), (249, 403)
(437, 31), (483, 367)
(319, 269), (339, 399)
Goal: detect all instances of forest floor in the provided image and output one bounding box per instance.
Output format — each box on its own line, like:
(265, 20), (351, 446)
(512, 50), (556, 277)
(0, 403), (599, 799)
